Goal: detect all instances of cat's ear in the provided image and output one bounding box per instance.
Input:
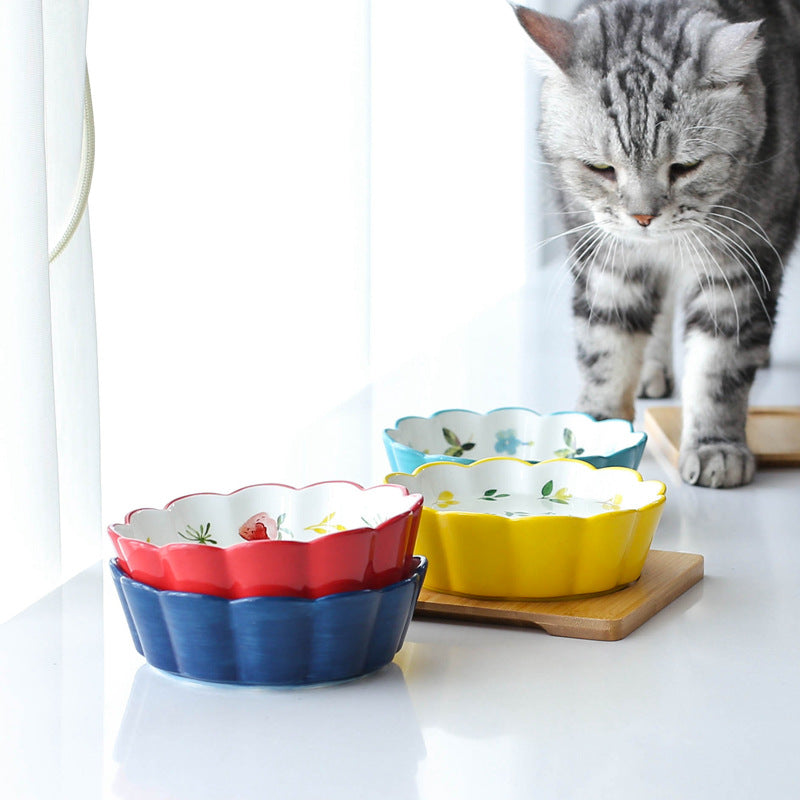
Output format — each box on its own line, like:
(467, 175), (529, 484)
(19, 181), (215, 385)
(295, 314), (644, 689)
(512, 4), (574, 74)
(701, 20), (764, 86)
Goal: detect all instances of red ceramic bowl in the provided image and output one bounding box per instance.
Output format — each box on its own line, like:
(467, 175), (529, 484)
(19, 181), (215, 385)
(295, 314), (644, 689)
(108, 481), (423, 599)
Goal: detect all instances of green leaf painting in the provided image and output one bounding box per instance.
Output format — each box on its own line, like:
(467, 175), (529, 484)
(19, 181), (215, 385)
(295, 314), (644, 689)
(442, 427), (476, 458)
(553, 427), (586, 458)
(443, 428), (459, 447)
(360, 513), (388, 528)
(539, 480), (573, 505)
(478, 488), (511, 502)
(275, 512), (292, 539)
(176, 522), (217, 545)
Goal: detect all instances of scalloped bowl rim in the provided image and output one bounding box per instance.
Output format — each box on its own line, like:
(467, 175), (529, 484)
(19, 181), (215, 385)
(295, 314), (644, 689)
(111, 555), (427, 603)
(384, 407), (647, 460)
(109, 480), (424, 552)
(385, 456), (666, 520)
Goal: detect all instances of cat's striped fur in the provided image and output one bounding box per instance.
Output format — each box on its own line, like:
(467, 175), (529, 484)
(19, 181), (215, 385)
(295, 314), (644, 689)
(515, 0), (800, 486)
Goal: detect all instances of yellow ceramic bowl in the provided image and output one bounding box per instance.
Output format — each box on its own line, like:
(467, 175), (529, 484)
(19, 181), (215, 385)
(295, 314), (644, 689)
(386, 457), (666, 600)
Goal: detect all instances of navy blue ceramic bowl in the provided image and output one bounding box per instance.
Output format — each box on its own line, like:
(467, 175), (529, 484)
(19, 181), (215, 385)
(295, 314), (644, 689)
(110, 557), (427, 686)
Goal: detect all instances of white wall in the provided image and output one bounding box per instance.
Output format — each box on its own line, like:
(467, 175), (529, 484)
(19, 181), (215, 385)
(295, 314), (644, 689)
(370, 0), (527, 371)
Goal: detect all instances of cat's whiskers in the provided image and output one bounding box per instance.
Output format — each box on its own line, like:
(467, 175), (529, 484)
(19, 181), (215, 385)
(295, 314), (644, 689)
(570, 233), (611, 298)
(542, 225), (604, 312)
(683, 124), (750, 141)
(609, 236), (624, 325)
(684, 124), (744, 135)
(708, 206), (785, 274)
(687, 228), (742, 342)
(676, 233), (706, 325)
(527, 208), (591, 264)
(560, 229), (609, 304)
(735, 131), (800, 168)
(588, 233), (618, 325)
(542, 196), (587, 218)
(542, 209), (591, 217)
(535, 221), (597, 250)
(547, 226), (606, 308)
(681, 137), (743, 163)
(695, 214), (766, 276)
(697, 223), (775, 328)
(538, 178), (569, 195)
(710, 203), (772, 240)
(702, 215), (771, 292)
(566, 227), (604, 271)
(526, 154), (560, 168)
(683, 229), (721, 335)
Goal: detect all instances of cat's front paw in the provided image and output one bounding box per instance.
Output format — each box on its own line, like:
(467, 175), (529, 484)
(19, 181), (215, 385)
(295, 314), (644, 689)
(637, 359), (674, 399)
(679, 442), (755, 488)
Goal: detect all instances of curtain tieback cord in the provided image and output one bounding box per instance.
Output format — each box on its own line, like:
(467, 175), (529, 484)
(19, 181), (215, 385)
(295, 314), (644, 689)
(49, 66), (94, 264)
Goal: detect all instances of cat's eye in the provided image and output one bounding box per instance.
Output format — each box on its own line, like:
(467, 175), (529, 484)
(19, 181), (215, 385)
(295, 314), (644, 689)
(670, 160), (702, 181)
(585, 162), (616, 179)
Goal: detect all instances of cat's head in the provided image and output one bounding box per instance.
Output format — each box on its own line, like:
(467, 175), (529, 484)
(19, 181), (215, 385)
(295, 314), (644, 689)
(514, 1), (766, 242)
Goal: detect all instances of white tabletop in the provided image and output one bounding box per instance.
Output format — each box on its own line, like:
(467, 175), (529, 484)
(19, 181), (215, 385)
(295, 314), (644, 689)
(3, 266), (800, 799)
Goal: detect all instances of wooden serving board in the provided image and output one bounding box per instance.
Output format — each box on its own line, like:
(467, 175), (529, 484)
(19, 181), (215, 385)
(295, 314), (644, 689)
(413, 550), (703, 641)
(644, 406), (800, 468)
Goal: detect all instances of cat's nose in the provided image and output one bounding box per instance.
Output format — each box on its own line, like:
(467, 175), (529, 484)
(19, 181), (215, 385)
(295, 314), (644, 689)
(632, 213), (656, 227)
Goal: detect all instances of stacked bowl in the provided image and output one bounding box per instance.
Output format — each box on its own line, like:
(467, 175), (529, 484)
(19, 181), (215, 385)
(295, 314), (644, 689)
(383, 408), (665, 600)
(109, 406), (665, 684)
(108, 481), (425, 686)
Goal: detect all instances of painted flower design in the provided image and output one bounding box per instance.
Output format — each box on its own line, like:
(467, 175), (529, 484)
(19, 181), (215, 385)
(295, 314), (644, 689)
(304, 512), (348, 535)
(494, 429), (533, 455)
(434, 491), (459, 509)
(602, 494), (624, 511)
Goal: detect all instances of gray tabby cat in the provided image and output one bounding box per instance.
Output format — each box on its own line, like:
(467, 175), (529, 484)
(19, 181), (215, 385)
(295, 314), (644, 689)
(513, 0), (800, 487)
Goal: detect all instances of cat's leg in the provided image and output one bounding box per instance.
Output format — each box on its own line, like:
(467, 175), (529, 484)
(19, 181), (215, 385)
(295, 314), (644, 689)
(638, 283), (675, 399)
(679, 332), (757, 487)
(678, 275), (775, 487)
(572, 264), (662, 422)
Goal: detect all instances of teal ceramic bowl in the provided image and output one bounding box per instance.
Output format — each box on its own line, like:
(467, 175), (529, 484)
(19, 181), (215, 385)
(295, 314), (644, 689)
(384, 408), (647, 474)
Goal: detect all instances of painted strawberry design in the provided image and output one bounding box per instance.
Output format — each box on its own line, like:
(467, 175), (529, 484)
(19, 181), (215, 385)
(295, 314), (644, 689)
(239, 512), (279, 541)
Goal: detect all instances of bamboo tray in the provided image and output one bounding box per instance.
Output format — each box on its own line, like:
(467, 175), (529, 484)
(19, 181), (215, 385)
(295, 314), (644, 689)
(644, 406), (800, 468)
(413, 549), (703, 641)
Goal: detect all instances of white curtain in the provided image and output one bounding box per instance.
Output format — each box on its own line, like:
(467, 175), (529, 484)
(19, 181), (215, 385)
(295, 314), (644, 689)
(1, 0), (538, 621)
(0, 0), (99, 623)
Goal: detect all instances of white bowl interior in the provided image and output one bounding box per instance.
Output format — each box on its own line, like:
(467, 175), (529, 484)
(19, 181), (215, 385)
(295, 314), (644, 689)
(389, 459), (663, 519)
(112, 483), (418, 546)
(391, 409), (641, 461)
